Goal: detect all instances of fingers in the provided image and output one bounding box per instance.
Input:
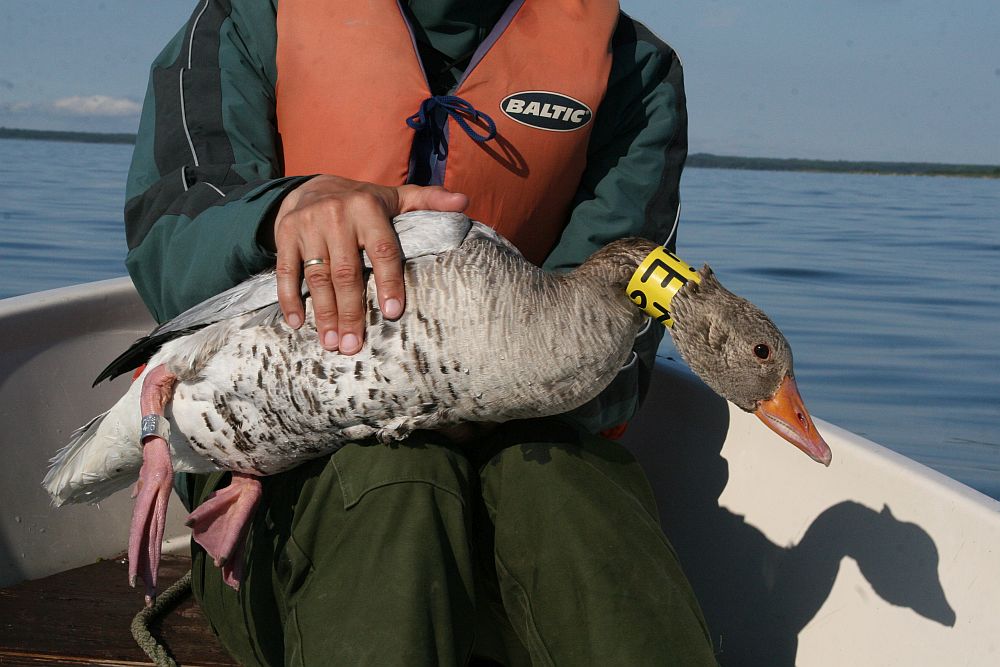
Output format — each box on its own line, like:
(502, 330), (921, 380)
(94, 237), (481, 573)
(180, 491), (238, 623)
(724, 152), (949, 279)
(360, 211), (405, 321)
(397, 184), (469, 214)
(328, 193), (408, 353)
(275, 237), (305, 330)
(303, 255), (340, 351)
(272, 175), (467, 355)
(302, 223), (341, 351)
(279, 195), (379, 354)
(374, 185), (464, 323)
(325, 209), (365, 354)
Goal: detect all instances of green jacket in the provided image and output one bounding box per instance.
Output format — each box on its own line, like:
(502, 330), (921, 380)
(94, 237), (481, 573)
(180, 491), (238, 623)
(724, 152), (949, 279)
(125, 0), (687, 432)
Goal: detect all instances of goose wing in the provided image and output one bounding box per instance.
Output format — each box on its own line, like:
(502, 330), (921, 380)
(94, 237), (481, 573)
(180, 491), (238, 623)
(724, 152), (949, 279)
(158, 211), (474, 337)
(94, 211), (475, 384)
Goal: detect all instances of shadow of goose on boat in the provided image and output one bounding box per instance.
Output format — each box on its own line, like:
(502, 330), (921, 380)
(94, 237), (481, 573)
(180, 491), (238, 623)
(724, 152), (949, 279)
(623, 360), (957, 666)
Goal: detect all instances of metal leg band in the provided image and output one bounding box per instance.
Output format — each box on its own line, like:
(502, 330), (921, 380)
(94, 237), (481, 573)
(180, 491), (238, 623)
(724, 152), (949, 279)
(140, 414), (171, 443)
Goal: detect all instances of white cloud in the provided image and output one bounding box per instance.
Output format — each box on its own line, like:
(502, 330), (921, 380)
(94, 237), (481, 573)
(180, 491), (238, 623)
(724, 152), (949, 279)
(0, 95), (142, 132)
(51, 95), (141, 117)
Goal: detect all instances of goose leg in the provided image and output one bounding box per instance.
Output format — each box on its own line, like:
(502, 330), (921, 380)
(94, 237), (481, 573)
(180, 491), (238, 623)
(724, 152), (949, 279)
(186, 472), (262, 590)
(128, 364), (177, 605)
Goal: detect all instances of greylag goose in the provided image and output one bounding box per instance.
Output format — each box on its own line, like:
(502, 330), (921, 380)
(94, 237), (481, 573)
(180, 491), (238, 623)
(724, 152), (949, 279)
(43, 210), (830, 601)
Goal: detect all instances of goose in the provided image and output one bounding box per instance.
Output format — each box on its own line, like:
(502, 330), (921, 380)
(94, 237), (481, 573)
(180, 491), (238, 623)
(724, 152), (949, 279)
(42, 210), (831, 602)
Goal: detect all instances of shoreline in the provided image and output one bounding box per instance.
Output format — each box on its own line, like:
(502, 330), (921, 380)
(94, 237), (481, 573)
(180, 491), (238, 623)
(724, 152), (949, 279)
(686, 153), (1000, 179)
(2, 127), (136, 146)
(3, 127), (998, 179)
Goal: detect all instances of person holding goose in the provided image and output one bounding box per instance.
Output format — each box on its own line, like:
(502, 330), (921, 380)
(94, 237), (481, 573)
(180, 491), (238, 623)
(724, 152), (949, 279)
(70, 1), (824, 664)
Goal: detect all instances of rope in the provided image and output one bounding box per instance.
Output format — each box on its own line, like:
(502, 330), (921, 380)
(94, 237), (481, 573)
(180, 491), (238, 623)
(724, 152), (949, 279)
(406, 95), (497, 158)
(130, 569), (193, 667)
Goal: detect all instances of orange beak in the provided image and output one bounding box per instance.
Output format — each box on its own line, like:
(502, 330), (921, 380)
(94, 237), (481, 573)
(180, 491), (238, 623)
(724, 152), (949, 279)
(754, 376), (832, 466)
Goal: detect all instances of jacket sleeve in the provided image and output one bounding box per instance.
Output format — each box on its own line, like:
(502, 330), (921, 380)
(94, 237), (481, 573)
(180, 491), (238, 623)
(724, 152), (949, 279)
(124, 0), (307, 323)
(545, 15), (688, 433)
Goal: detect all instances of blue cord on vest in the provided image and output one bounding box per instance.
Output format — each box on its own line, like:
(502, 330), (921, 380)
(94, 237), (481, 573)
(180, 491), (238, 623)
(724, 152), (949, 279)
(406, 95), (497, 158)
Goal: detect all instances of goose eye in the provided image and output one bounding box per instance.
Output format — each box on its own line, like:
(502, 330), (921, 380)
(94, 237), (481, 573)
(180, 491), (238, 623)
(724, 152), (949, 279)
(753, 344), (771, 360)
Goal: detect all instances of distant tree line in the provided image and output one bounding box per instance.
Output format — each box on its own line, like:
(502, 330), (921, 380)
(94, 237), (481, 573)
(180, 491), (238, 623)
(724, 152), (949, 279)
(3, 127), (997, 178)
(687, 153), (1000, 178)
(0, 127), (136, 145)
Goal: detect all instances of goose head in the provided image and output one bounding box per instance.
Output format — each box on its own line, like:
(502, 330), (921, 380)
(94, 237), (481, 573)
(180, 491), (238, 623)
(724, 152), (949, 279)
(669, 265), (832, 465)
(563, 238), (831, 465)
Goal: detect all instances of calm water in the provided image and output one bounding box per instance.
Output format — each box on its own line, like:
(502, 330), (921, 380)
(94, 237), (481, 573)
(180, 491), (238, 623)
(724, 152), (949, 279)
(0, 139), (130, 292)
(663, 167), (1000, 498)
(1, 138), (998, 498)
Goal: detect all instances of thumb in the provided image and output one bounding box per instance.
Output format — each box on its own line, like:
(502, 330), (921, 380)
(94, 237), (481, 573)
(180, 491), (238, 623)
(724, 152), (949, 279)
(396, 185), (469, 214)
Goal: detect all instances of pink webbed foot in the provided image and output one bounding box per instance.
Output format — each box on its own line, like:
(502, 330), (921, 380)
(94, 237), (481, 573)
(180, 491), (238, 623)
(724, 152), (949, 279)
(128, 364), (177, 605)
(186, 472), (262, 590)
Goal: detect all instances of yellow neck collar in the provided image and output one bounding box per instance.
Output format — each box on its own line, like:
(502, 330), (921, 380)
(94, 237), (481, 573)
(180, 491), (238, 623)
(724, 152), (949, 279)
(626, 247), (701, 328)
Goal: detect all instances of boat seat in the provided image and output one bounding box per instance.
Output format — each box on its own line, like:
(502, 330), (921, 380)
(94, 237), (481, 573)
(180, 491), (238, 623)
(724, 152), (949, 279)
(0, 554), (236, 666)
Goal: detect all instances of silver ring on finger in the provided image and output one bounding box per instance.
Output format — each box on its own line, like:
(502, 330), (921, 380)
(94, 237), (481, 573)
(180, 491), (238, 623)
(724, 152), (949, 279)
(303, 257), (327, 268)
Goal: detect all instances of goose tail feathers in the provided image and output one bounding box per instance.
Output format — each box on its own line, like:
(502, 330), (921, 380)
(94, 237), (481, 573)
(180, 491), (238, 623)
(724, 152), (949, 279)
(42, 399), (143, 507)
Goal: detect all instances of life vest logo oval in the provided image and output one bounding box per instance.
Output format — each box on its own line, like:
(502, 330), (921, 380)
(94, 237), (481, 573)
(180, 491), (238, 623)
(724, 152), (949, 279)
(500, 91), (593, 132)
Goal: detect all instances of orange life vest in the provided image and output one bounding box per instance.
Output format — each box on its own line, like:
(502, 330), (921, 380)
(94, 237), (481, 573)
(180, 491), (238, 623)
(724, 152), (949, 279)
(276, 0), (618, 264)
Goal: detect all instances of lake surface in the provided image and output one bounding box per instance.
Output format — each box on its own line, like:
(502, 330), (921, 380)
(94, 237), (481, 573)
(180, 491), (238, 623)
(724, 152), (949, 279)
(1, 137), (998, 498)
(0, 139), (130, 292)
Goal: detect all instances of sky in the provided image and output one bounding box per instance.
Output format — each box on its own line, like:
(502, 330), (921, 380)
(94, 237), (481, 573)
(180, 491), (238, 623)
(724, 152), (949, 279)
(0, 1), (998, 164)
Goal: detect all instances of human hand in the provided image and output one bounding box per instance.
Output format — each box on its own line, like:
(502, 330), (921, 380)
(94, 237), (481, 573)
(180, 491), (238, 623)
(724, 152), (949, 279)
(269, 175), (468, 354)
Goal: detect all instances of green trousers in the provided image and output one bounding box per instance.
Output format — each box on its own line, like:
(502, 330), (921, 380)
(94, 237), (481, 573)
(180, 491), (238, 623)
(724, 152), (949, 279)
(186, 419), (715, 666)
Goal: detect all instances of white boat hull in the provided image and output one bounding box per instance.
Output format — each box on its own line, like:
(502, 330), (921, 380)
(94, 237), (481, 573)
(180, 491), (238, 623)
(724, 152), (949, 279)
(623, 363), (1000, 664)
(2, 278), (998, 665)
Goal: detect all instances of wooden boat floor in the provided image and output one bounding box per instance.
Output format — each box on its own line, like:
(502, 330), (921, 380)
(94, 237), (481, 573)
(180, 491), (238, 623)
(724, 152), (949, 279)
(0, 554), (237, 666)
